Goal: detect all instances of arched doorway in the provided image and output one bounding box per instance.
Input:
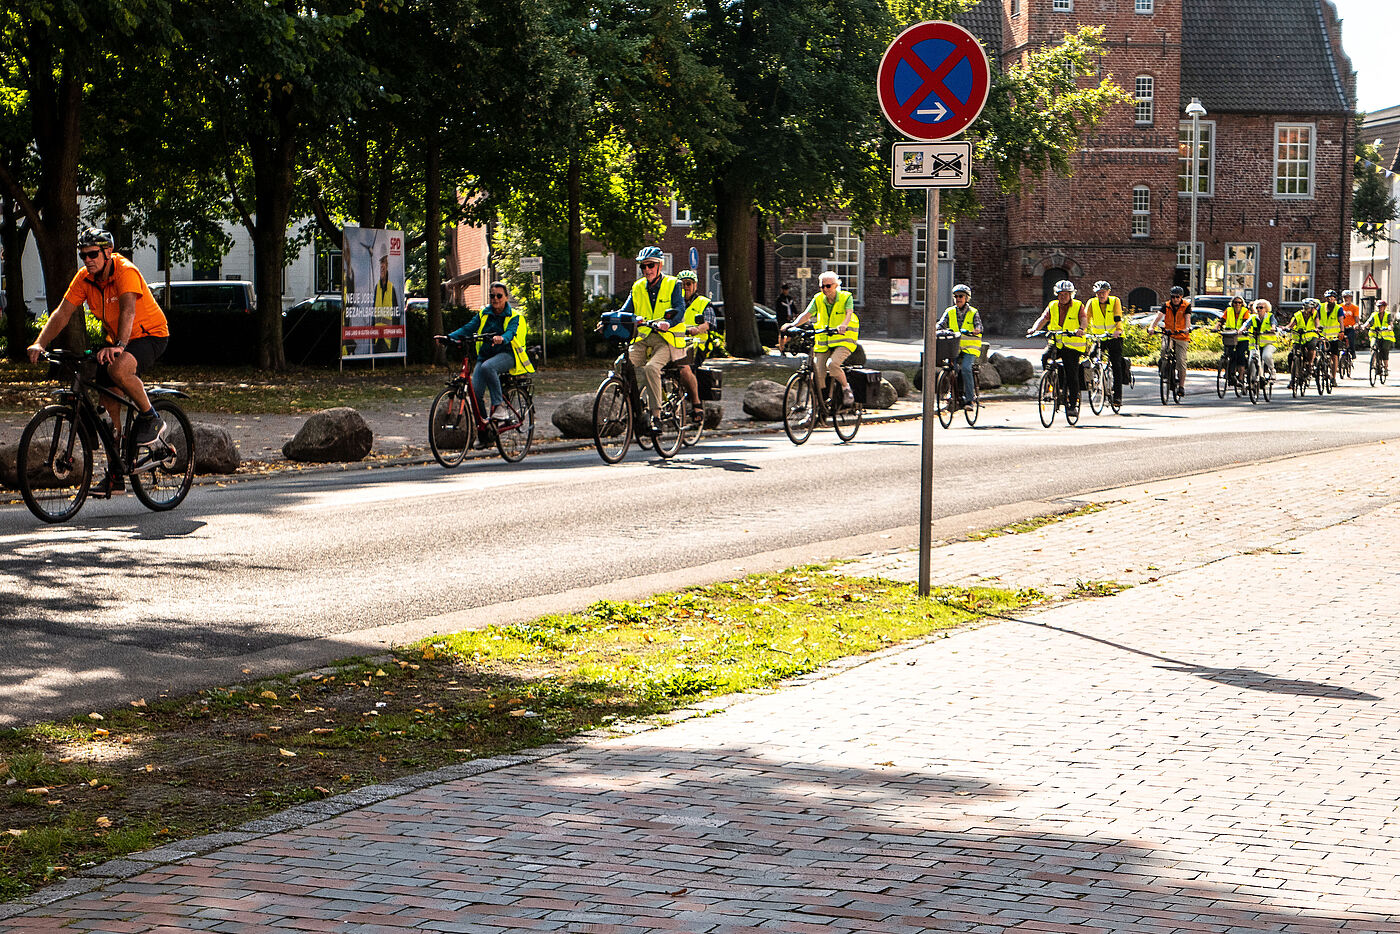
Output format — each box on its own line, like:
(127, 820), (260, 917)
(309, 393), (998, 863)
(1043, 268), (1071, 307)
(1126, 287), (1157, 316)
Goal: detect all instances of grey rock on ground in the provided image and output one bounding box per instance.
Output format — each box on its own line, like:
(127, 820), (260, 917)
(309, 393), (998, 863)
(282, 407), (373, 462)
(866, 379), (899, 409)
(978, 364), (1004, 390)
(551, 393), (598, 439)
(0, 442), (20, 489)
(702, 401), (723, 429)
(743, 380), (786, 421)
(881, 370), (911, 397)
(193, 423), (239, 474)
(991, 352), (1034, 384)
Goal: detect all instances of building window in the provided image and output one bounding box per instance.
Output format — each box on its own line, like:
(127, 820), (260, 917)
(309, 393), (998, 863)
(1052, 0), (1072, 11)
(1177, 120), (1215, 196)
(1135, 0), (1153, 12)
(706, 253), (723, 302)
(1205, 260), (1225, 294)
(824, 223), (863, 304)
(1281, 244), (1315, 304)
(1225, 243), (1258, 299)
(661, 253), (674, 275)
(671, 200), (694, 226)
(1132, 186), (1151, 237)
(912, 225), (953, 309)
(1134, 76), (1154, 126)
(585, 253), (614, 297)
(1177, 241), (1203, 285)
(1011, 0), (1021, 14)
(1274, 124), (1315, 199)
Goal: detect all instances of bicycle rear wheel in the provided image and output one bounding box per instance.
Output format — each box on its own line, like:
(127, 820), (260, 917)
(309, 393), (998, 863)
(782, 372), (815, 445)
(680, 401), (705, 448)
(1088, 362), (1105, 414)
(935, 370), (955, 428)
(17, 405), (93, 523)
(1215, 360), (1227, 398)
(494, 385), (535, 463)
(428, 386), (473, 468)
(652, 375), (685, 458)
(592, 377), (633, 464)
(1246, 358), (1259, 404)
(130, 398), (196, 512)
(1370, 352), (1381, 387)
(963, 377), (980, 427)
(1158, 356), (1171, 405)
(1037, 370), (1058, 427)
(832, 391), (862, 441)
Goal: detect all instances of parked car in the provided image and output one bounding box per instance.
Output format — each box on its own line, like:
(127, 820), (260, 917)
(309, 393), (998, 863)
(1128, 295), (1227, 330)
(708, 301), (781, 347)
(150, 280), (256, 314)
(281, 294), (344, 365)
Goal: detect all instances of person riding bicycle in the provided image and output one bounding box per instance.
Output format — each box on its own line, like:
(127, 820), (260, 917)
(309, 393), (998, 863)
(442, 280), (533, 421)
(1340, 289), (1362, 361)
(1364, 299), (1392, 371)
(786, 270), (859, 408)
(27, 227), (170, 496)
(1028, 279), (1086, 417)
(1084, 280), (1127, 405)
(1151, 286), (1192, 397)
(674, 270), (715, 425)
(1248, 298), (1278, 382)
(1318, 289), (1344, 382)
(1286, 298), (1321, 383)
(936, 283), (981, 411)
(1219, 295), (1250, 387)
(614, 246), (686, 432)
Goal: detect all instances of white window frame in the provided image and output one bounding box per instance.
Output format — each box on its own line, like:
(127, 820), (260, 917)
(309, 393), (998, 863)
(1280, 243), (1315, 305)
(823, 222), (864, 305)
(1224, 243), (1258, 299)
(1052, 0), (1073, 11)
(1135, 0), (1153, 12)
(1205, 260), (1225, 295)
(1131, 186), (1151, 238)
(585, 252), (614, 298)
(1177, 120), (1215, 197)
(1274, 123), (1315, 200)
(705, 253), (723, 302)
(671, 199), (694, 226)
(912, 224), (953, 309)
(1177, 241), (1203, 284)
(1134, 75), (1154, 126)
(1011, 0), (1021, 14)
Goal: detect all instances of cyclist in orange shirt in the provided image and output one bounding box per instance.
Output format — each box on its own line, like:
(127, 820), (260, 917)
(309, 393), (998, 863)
(1340, 288), (1362, 369)
(1151, 286), (1192, 397)
(28, 228), (170, 494)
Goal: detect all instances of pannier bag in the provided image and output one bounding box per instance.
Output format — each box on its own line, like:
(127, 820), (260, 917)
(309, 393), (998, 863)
(600, 312), (638, 342)
(845, 367), (883, 405)
(697, 366), (723, 401)
(935, 331), (960, 366)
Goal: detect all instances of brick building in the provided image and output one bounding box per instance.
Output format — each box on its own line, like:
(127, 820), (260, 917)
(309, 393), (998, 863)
(449, 0), (1355, 339)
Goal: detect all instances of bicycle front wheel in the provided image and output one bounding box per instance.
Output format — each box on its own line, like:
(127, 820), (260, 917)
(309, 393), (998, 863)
(130, 398), (196, 512)
(963, 378), (980, 427)
(1037, 370), (1058, 427)
(832, 394), (862, 441)
(494, 385), (535, 463)
(428, 386), (473, 468)
(1159, 358), (1171, 405)
(782, 372), (815, 445)
(592, 377), (633, 464)
(652, 375), (685, 458)
(17, 405), (93, 523)
(1246, 358), (1259, 404)
(1088, 363), (1106, 415)
(935, 370), (955, 428)
(1215, 360), (1227, 398)
(1370, 352), (1381, 387)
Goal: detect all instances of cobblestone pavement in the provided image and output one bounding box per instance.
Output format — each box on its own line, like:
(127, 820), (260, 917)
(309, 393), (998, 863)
(6, 442), (1400, 932)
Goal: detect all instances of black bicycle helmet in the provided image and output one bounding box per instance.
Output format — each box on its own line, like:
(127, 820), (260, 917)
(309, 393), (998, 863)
(77, 227), (115, 249)
(1170, 286), (1185, 297)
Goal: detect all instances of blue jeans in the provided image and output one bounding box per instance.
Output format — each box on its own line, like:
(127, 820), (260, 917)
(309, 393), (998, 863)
(473, 352), (514, 409)
(959, 351), (976, 403)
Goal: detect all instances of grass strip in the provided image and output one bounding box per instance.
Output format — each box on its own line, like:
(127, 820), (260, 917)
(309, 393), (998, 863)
(966, 502), (1108, 541)
(0, 569), (1035, 902)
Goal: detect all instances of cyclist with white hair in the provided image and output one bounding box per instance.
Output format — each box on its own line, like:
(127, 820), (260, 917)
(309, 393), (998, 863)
(936, 283), (981, 410)
(785, 270), (859, 408)
(1084, 279), (1127, 405)
(1028, 279), (1086, 417)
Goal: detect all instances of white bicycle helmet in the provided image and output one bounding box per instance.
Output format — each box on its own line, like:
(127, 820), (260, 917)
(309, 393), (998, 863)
(952, 283), (971, 296)
(1054, 279), (1075, 295)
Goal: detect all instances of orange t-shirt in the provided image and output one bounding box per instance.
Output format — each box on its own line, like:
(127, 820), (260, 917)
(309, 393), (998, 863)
(1341, 302), (1361, 328)
(1163, 299), (1191, 336)
(62, 253), (169, 342)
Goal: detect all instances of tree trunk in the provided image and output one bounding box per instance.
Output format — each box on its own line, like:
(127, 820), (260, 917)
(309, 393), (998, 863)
(425, 135), (445, 366)
(249, 102), (296, 371)
(714, 179), (761, 357)
(568, 148), (586, 359)
(2, 197), (31, 361)
(34, 48), (86, 352)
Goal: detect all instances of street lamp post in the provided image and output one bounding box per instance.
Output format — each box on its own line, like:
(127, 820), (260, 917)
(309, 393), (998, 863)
(1185, 98), (1207, 299)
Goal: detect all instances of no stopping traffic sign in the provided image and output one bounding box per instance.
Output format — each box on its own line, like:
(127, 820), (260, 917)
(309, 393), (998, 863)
(878, 21), (990, 141)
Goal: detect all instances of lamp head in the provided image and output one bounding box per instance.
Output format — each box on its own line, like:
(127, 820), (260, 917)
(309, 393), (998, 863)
(1185, 97), (1207, 118)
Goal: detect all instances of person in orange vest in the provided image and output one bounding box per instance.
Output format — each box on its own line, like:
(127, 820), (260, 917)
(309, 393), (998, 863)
(1151, 285), (1192, 397)
(1340, 288), (1362, 372)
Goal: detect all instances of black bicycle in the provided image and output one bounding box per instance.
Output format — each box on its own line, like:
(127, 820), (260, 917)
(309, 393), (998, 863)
(779, 326), (862, 444)
(16, 349), (195, 523)
(1369, 338), (1390, 386)
(592, 317), (686, 463)
(1032, 331), (1078, 427)
(1154, 327), (1200, 405)
(933, 330), (979, 428)
(428, 335), (535, 467)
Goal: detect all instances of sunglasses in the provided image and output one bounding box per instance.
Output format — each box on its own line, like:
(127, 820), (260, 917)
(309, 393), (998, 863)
(640, 262), (659, 270)
(821, 283), (837, 289)
(490, 292), (506, 299)
(79, 249), (104, 260)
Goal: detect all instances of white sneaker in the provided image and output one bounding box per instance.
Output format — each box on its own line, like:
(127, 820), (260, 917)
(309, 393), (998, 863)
(490, 405), (508, 421)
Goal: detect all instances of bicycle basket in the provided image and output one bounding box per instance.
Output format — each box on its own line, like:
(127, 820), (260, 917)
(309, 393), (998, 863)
(935, 331), (960, 367)
(600, 312), (638, 342)
(785, 328), (815, 354)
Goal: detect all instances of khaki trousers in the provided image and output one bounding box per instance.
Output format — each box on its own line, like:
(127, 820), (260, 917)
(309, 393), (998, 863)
(815, 346), (853, 396)
(628, 332), (684, 412)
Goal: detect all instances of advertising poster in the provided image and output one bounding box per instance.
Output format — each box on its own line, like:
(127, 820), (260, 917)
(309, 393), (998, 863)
(341, 227), (406, 361)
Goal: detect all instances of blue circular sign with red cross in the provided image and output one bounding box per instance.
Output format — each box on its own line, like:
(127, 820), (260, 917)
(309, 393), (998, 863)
(878, 21), (990, 141)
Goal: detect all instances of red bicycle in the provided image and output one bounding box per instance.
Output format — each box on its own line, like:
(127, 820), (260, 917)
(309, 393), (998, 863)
(428, 334), (535, 466)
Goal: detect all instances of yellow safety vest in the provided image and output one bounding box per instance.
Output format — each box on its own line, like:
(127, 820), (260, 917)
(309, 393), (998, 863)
(1291, 310), (1318, 340)
(1319, 302), (1342, 339)
(474, 306), (534, 376)
(1046, 299), (1086, 352)
(632, 276), (685, 348)
(1252, 311), (1276, 345)
(1084, 296), (1122, 336)
(813, 290), (859, 353)
(1370, 309), (1392, 338)
(1234, 312), (1253, 343)
(1222, 303), (1247, 332)
(944, 304), (981, 354)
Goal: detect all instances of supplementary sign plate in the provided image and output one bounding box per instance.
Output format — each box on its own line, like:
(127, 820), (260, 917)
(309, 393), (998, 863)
(892, 141), (973, 189)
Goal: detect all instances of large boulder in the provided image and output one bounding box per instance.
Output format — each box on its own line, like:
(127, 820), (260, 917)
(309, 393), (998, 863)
(882, 370), (912, 397)
(282, 407), (373, 462)
(551, 393), (597, 439)
(0, 440), (95, 490)
(702, 400), (723, 429)
(743, 379), (786, 421)
(866, 378), (899, 410)
(991, 352), (1035, 384)
(977, 364), (1003, 391)
(0, 443), (19, 490)
(846, 344), (867, 367)
(193, 423), (239, 474)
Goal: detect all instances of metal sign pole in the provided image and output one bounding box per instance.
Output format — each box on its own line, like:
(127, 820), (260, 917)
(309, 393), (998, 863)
(536, 270), (547, 364)
(918, 187), (939, 597)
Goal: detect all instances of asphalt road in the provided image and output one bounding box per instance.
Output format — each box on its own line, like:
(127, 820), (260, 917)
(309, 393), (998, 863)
(5, 360), (1400, 725)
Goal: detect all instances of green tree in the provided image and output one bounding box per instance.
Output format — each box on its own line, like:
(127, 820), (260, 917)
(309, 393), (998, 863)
(1353, 133), (1397, 270)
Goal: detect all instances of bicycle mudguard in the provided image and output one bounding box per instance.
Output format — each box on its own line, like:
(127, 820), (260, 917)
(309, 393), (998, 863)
(148, 387), (190, 399)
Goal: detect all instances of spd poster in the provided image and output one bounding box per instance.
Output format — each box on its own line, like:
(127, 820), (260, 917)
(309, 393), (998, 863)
(341, 227), (406, 360)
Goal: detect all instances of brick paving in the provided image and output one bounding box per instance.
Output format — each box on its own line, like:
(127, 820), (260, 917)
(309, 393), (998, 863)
(6, 442), (1400, 932)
